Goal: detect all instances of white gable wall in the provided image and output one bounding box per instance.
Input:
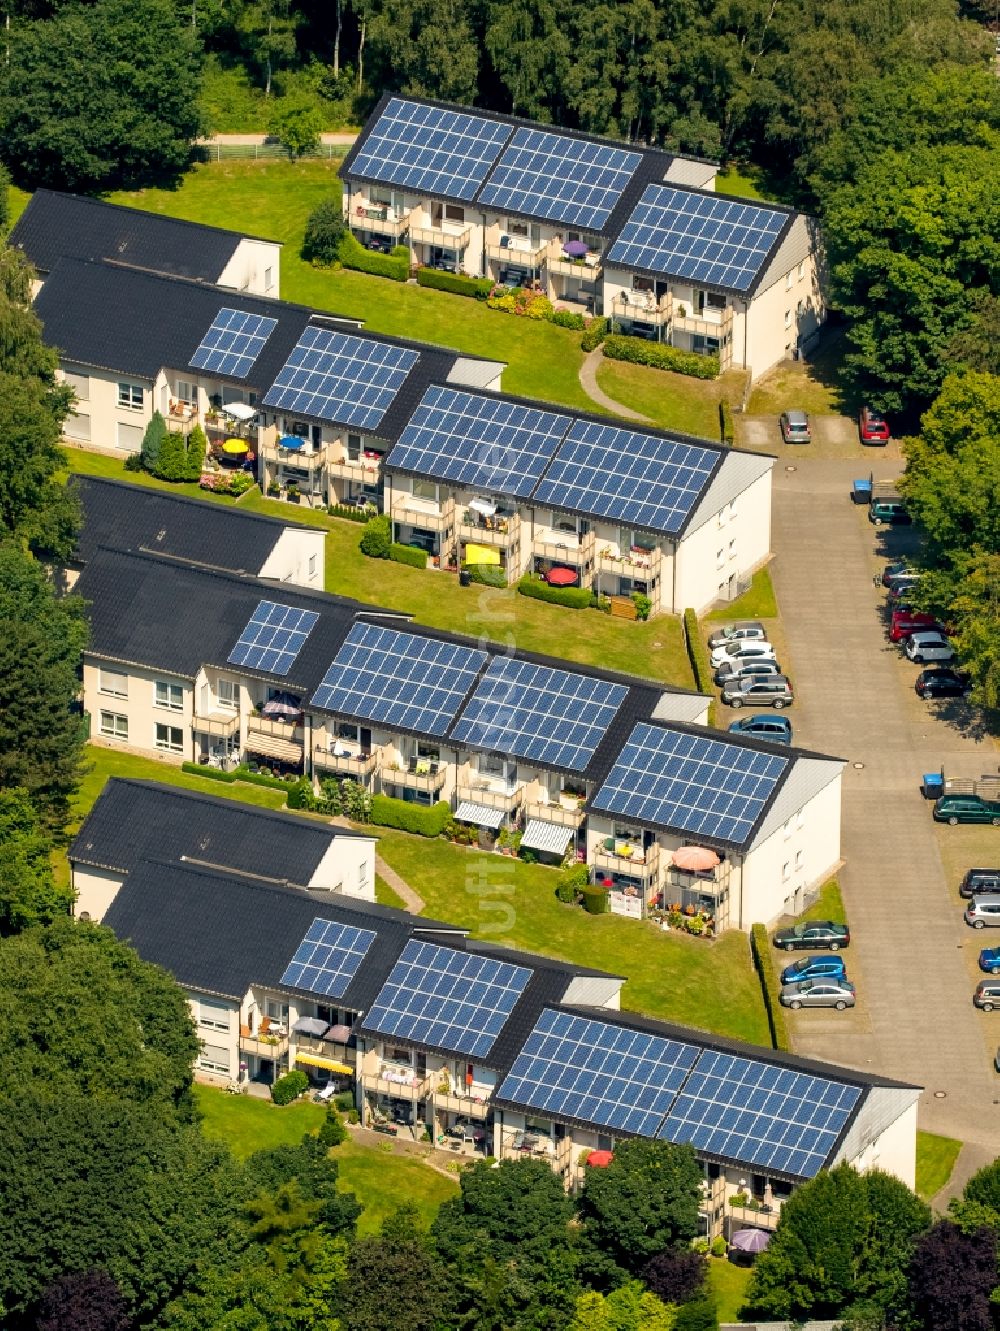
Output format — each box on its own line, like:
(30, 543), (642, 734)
(259, 527), (326, 589)
(71, 864), (126, 922)
(740, 769), (842, 927)
(217, 238), (281, 296)
(309, 836), (378, 902)
(672, 467), (772, 614)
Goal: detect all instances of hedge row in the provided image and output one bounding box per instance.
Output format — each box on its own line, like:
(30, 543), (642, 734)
(389, 542), (427, 569)
(271, 1069), (310, 1106)
(683, 609), (717, 726)
(464, 563), (507, 587)
(338, 233), (410, 281)
(580, 317), (608, 352)
(328, 503), (372, 523)
(370, 795), (452, 837)
(719, 399), (735, 447)
(751, 923), (791, 1052)
(547, 308), (586, 331)
(517, 576), (593, 610)
(604, 334), (720, 380)
(416, 268), (493, 299)
(582, 887), (609, 915)
(181, 762), (295, 791)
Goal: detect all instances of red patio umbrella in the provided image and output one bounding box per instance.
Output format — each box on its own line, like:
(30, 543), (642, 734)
(546, 566), (579, 587)
(586, 1150), (614, 1168)
(671, 846), (720, 872)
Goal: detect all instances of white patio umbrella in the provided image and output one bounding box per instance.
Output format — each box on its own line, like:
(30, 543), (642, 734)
(468, 497), (497, 518)
(221, 402), (258, 422)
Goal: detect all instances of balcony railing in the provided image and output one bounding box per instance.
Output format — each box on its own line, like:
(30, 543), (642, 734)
(240, 1031), (289, 1059)
(248, 716), (302, 743)
(261, 438), (326, 467)
(365, 1067), (434, 1099)
(295, 1034), (357, 1068)
(391, 498), (454, 533)
(546, 242), (603, 280)
(487, 239), (547, 267)
(312, 747), (378, 780)
(350, 204), (411, 240)
(728, 1202), (781, 1232)
(382, 762), (448, 795)
(593, 843), (661, 878)
(532, 531), (594, 565)
(327, 453), (385, 481)
(524, 798), (585, 828)
(456, 782), (523, 813)
(193, 710), (240, 739)
(434, 1086), (492, 1117)
(411, 223), (471, 251)
(596, 545), (661, 579)
(614, 291), (672, 326)
(672, 305), (734, 340)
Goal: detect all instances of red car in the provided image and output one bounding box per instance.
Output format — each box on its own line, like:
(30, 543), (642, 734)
(889, 609), (943, 642)
(859, 406), (891, 444)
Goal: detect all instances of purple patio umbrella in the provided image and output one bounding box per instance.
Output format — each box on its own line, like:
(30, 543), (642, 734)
(261, 694), (302, 720)
(563, 239), (588, 258)
(730, 1228), (772, 1255)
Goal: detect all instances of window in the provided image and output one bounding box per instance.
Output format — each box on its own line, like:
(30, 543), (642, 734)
(412, 478), (438, 502)
(154, 680), (184, 711)
(796, 808), (805, 830)
(117, 381), (143, 410)
(797, 299), (804, 317)
(199, 999), (231, 1031)
(117, 422), (143, 452)
(65, 413), (91, 441)
(729, 539), (736, 561)
(266, 1000), (289, 1025)
(782, 862), (791, 882)
(217, 678), (239, 711)
(337, 721), (361, 743)
(99, 668), (128, 698)
(347, 433), (362, 461)
(308, 554), (317, 579)
(176, 379), (195, 406)
(716, 548), (725, 569)
(797, 261), (805, 281)
(64, 369), (89, 401)
(155, 723), (183, 753)
(785, 271), (793, 290)
(264, 266), (273, 290)
(784, 309), (792, 329)
(99, 711), (128, 740)
(783, 819), (792, 840)
(223, 389), (245, 405)
(444, 204), (465, 223)
(706, 290), (727, 310)
(198, 1042), (230, 1075)
(794, 849), (804, 870)
(358, 862), (368, 890)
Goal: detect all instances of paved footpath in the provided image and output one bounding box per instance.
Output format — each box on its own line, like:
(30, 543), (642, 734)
(578, 348), (650, 421)
(770, 459), (1000, 1150)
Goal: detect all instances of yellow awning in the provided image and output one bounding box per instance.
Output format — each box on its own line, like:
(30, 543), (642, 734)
(295, 1053), (354, 1074)
(464, 543), (501, 567)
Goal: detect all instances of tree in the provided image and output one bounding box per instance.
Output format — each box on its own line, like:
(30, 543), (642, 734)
(317, 1106), (348, 1147)
(946, 294), (1000, 377)
(571, 1281), (676, 1331)
(642, 1247), (707, 1306)
(0, 787), (73, 935)
(576, 1141), (702, 1285)
(0, 545), (88, 833)
(341, 1208), (453, 1331)
(0, 0), (204, 191)
(302, 197), (346, 265)
(141, 411), (167, 474)
(907, 1221), (997, 1331)
(365, 0), (479, 104)
(35, 1268), (132, 1331)
(234, 0), (300, 97)
(271, 99), (323, 157)
(0, 161), (9, 235)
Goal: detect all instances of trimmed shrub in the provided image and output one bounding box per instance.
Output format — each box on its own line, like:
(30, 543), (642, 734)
(683, 609), (712, 695)
(557, 863), (589, 904)
(751, 922), (791, 1052)
(416, 268), (493, 299)
(389, 542), (427, 569)
(719, 399), (735, 446)
(141, 411), (167, 472)
(604, 334), (719, 380)
(710, 1235), (728, 1257)
(181, 761), (236, 783)
(547, 308), (586, 330)
(360, 513), (391, 558)
(464, 563), (507, 587)
(486, 286), (553, 319)
(338, 232), (409, 281)
(285, 776), (314, 809)
(328, 502), (373, 523)
(317, 1107), (348, 1147)
(581, 887), (609, 915)
(580, 316), (608, 351)
(271, 1069), (310, 1106)
(333, 1091), (355, 1113)
(632, 592), (652, 621)
(517, 575), (593, 610)
(303, 199), (346, 264)
(370, 795), (451, 837)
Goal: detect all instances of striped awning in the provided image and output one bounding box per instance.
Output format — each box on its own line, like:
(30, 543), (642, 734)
(295, 1053), (354, 1074)
(245, 733), (302, 762)
(521, 819), (573, 856)
(454, 801), (505, 829)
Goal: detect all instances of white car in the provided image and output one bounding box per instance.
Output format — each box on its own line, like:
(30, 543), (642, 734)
(709, 639), (777, 669)
(905, 631), (955, 665)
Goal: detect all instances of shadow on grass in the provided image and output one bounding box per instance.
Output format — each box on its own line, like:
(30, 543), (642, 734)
(800, 325), (862, 417)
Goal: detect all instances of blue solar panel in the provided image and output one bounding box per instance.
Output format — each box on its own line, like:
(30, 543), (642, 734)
(451, 657), (627, 772)
(262, 327), (418, 430)
(606, 185), (787, 292)
(280, 917), (377, 998)
(227, 600), (319, 676)
(591, 722), (788, 846)
(497, 1009), (699, 1137)
(363, 939), (532, 1058)
(349, 98), (511, 202)
(190, 307), (277, 379)
(534, 419), (719, 536)
(478, 128), (641, 231)
(311, 622), (487, 736)
(658, 1049), (861, 1179)
(386, 386), (572, 500)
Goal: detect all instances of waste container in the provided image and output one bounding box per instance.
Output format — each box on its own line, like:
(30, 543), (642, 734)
(851, 477), (873, 505)
(922, 773), (944, 801)
(459, 570), (471, 587)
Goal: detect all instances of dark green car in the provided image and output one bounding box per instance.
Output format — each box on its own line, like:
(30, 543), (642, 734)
(773, 920), (850, 952)
(934, 795), (1000, 827)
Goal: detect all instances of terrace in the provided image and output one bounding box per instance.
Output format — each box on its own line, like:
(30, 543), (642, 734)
(390, 493), (455, 534)
(312, 744), (378, 781)
(349, 198), (412, 242)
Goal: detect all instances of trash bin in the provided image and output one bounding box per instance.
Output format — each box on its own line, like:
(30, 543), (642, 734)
(851, 478), (873, 505)
(459, 570), (471, 587)
(922, 773), (944, 801)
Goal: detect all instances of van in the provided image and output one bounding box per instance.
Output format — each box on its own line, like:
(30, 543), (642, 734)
(869, 499), (911, 526)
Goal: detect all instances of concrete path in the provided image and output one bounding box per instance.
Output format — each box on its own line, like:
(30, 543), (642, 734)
(768, 459), (999, 1150)
(375, 854), (424, 914)
(578, 348), (650, 422)
(198, 132), (358, 146)
(932, 1140), (996, 1211)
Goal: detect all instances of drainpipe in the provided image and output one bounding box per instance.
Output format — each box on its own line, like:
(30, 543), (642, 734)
(480, 212), (487, 279)
(671, 538), (679, 615)
(742, 298), (748, 375)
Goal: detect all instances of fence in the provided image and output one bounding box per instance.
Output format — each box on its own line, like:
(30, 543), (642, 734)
(198, 142), (348, 162)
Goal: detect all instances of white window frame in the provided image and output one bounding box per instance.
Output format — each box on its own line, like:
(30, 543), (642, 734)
(155, 723), (184, 753)
(264, 266), (273, 290)
(308, 553), (317, 578)
(117, 381), (144, 410)
(216, 678), (239, 711)
(154, 680), (184, 712)
(797, 261), (805, 281)
(198, 1000), (231, 1032)
(98, 668), (128, 698)
(784, 309), (792, 330)
(785, 270), (793, 290)
(176, 379), (196, 406)
(716, 548), (725, 569)
(99, 710), (128, 740)
(794, 849), (804, 870)
(198, 1043), (230, 1075)
(781, 861), (791, 882)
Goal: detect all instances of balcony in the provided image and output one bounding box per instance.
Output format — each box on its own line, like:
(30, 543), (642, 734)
(532, 529), (594, 566)
(391, 496), (455, 533)
(261, 437), (326, 467)
(411, 222), (471, 252)
(596, 543), (661, 580)
(456, 781), (523, 814)
(326, 451), (385, 482)
(240, 1029), (289, 1060)
(366, 1065), (434, 1099)
(728, 1201), (781, 1233)
(671, 304), (734, 341)
(295, 1033), (357, 1070)
(524, 797), (586, 829)
(457, 509), (519, 548)
(486, 238), (547, 268)
(193, 709), (240, 739)
(433, 1075), (493, 1117)
(499, 1127), (557, 1164)
(246, 715), (304, 765)
(166, 401), (198, 431)
(382, 759), (448, 796)
(593, 841), (661, 880)
(350, 203), (411, 241)
(613, 290), (672, 327)
(312, 746), (378, 780)
(546, 241), (603, 280)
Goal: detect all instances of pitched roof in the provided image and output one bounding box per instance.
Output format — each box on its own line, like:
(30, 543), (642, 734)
(10, 189), (277, 282)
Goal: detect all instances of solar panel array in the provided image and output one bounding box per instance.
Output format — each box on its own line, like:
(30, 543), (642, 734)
(227, 600), (319, 676)
(606, 185), (788, 292)
(657, 1048), (861, 1178)
(387, 386), (572, 500)
(190, 308), (277, 379)
(363, 938), (533, 1058)
(478, 127), (641, 232)
(262, 327), (418, 430)
(349, 98), (511, 202)
(534, 419), (719, 536)
(592, 722), (788, 846)
(310, 622), (487, 736)
(279, 917), (377, 998)
(451, 657), (627, 771)
(498, 1008), (700, 1137)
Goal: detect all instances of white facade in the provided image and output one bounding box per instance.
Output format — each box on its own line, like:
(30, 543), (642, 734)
(217, 238), (281, 297)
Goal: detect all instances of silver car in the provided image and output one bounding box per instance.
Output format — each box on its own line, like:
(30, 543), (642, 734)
(714, 658), (782, 686)
(707, 621), (767, 651)
(780, 978), (856, 1010)
(780, 410), (811, 444)
(966, 897), (1000, 930)
(722, 675), (794, 709)
(905, 631), (955, 665)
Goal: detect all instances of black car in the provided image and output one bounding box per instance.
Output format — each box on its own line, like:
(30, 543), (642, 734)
(915, 668), (970, 699)
(961, 869), (1000, 900)
(773, 920), (851, 952)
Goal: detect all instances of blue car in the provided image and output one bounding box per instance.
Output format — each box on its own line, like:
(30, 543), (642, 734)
(780, 954), (848, 985)
(979, 947), (1000, 975)
(727, 715), (793, 745)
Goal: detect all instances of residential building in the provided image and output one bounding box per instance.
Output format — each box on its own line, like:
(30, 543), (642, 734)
(10, 189), (282, 297)
(341, 95), (826, 378)
(76, 545), (843, 930)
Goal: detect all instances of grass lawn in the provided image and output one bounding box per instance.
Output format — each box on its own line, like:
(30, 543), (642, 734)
(916, 1130), (963, 1202)
(707, 567), (778, 622)
(715, 166), (766, 200)
(747, 327), (859, 418)
(707, 1257), (751, 1321)
(594, 359), (747, 439)
(799, 877), (847, 925)
(194, 1082), (326, 1156)
(375, 873), (406, 910)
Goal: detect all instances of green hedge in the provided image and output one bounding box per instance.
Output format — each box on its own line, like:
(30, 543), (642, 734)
(719, 399), (735, 446)
(416, 268), (493, 299)
(580, 317), (608, 352)
(328, 503), (372, 523)
(604, 334), (719, 380)
(389, 542), (428, 569)
(751, 923), (791, 1052)
(517, 576), (593, 610)
(338, 232), (410, 281)
(464, 564), (507, 587)
(370, 795), (452, 837)
(271, 1069), (310, 1106)
(582, 887), (609, 915)
(180, 762), (293, 791)
(683, 609), (717, 727)
(547, 308), (586, 330)
(360, 513), (391, 558)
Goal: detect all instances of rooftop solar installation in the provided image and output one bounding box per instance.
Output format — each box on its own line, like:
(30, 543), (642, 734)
(310, 622), (487, 736)
(261, 327), (418, 430)
(591, 722), (788, 846)
(190, 307), (277, 379)
(478, 128), (642, 232)
(450, 656), (627, 772)
(606, 185), (788, 292)
(387, 386), (572, 499)
(363, 938), (533, 1058)
(227, 599), (319, 676)
(279, 917), (377, 999)
(534, 419), (719, 536)
(498, 1009), (700, 1137)
(349, 98), (511, 202)
(658, 1049), (861, 1179)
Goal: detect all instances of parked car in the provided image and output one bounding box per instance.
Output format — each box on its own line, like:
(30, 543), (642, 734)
(905, 631), (956, 665)
(974, 980), (1000, 1010)
(979, 947), (1000, 974)
(915, 668), (970, 700)
(722, 675), (794, 709)
(727, 715), (793, 745)
(962, 870), (1000, 899)
(774, 920), (850, 952)
(780, 954), (848, 984)
(780, 978), (856, 1010)
(707, 621), (767, 650)
(709, 639), (777, 668)
(779, 410), (811, 444)
(890, 609), (943, 642)
(859, 406), (891, 444)
(713, 658), (782, 686)
(935, 795), (1000, 827)
(966, 898), (1000, 929)
(869, 499), (911, 526)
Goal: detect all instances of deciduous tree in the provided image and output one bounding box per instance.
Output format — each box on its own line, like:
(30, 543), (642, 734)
(0, 787), (73, 935)
(35, 1268), (132, 1331)
(907, 1221), (997, 1331)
